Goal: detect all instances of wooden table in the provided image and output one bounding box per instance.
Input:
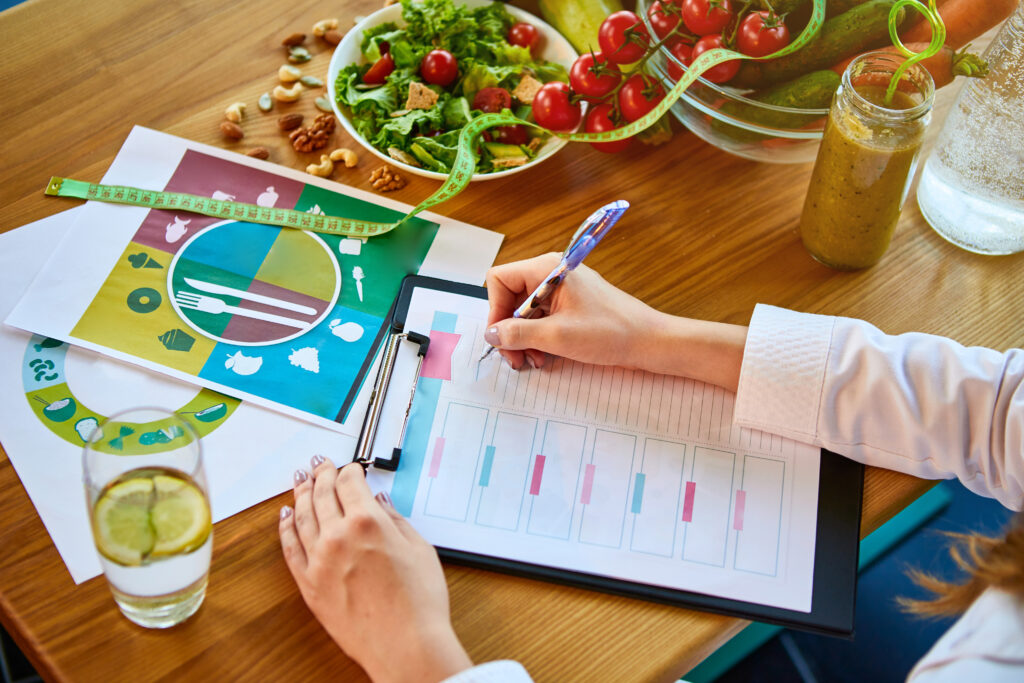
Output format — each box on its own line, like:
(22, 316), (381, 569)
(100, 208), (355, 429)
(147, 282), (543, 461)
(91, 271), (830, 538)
(1, 1), (1021, 681)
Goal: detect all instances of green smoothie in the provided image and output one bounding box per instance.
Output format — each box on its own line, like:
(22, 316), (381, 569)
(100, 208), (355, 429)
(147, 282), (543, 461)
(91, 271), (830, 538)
(800, 86), (925, 270)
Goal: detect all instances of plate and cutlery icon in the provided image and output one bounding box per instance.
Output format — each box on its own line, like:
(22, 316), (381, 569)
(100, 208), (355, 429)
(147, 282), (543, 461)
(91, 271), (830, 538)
(175, 278), (315, 330)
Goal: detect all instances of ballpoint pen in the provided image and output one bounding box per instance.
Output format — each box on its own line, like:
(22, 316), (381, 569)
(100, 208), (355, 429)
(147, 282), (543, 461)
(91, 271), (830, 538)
(479, 199), (629, 362)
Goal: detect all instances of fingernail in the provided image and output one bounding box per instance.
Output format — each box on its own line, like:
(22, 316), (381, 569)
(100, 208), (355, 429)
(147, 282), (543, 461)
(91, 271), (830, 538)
(375, 491), (395, 508)
(293, 469), (308, 486)
(311, 454), (325, 468)
(280, 505), (293, 520)
(484, 326), (501, 348)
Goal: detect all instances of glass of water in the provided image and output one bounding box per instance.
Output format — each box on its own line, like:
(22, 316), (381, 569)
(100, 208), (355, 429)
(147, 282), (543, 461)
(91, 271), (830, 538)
(82, 407), (212, 628)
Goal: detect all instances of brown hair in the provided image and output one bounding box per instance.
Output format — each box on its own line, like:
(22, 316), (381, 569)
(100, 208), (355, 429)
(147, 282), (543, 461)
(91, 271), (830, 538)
(900, 510), (1024, 617)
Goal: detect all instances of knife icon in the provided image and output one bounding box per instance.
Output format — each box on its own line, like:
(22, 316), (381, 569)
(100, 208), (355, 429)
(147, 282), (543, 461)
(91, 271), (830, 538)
(183, 278), (318, 316)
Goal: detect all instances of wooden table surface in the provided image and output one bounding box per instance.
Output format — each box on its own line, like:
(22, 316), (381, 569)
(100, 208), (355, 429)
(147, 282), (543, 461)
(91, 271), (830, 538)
(1, 1), (1022, 681)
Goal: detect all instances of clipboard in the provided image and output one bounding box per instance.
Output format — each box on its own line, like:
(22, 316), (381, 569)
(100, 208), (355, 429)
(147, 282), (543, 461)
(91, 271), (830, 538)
(355, 275), (863, 638)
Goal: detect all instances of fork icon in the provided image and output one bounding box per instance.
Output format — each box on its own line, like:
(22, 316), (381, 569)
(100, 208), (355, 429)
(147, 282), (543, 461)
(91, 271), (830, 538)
(175, 291), (310, 330)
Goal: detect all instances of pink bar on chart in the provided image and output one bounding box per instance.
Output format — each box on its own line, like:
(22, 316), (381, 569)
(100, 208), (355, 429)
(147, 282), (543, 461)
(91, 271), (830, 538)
(528, 454), (546, 495)
(733, 490), (746, 531)
(681, 481), (696, 522)
(420, 331), (462, 380)
(428, 436), (446, 478)
(580, 464), (596, 505)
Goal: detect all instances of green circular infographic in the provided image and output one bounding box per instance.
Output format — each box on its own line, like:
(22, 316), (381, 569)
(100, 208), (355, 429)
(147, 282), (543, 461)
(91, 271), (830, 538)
(22, 335), (239, 453)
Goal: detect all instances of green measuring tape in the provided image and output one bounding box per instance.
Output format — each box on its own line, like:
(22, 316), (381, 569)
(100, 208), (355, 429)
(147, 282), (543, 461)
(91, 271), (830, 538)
(46, 2), (825, 235)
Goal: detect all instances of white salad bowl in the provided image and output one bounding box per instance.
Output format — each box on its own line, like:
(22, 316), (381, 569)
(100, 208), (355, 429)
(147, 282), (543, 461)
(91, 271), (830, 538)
(327, 0), (578, 182)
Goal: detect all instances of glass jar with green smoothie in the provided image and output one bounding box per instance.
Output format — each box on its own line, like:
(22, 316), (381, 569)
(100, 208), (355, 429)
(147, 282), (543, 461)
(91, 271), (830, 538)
(799, 52), (934, 270)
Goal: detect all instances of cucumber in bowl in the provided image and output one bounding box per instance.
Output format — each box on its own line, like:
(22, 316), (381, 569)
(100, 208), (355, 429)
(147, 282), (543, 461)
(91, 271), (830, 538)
(328, 0), (578, 181)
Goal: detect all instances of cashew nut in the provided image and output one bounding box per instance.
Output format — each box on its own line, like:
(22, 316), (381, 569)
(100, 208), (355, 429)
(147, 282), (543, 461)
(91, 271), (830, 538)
(306, 154), (334, 177)
(273, 83), (304, 102)
(279, 64), (302, 83)
(312, 18), (339, 37)
(330, 148), (358, 168)
(224, 101), (246, 123)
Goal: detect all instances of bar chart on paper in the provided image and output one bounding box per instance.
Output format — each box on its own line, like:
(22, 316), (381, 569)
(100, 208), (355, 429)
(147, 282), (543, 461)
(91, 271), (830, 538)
(380, 287), (822, 613)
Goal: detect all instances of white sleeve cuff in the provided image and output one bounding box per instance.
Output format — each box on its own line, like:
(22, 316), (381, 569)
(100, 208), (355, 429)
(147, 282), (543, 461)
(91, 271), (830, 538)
(440, 661), (533, 683)
(734, 304), (836, 443)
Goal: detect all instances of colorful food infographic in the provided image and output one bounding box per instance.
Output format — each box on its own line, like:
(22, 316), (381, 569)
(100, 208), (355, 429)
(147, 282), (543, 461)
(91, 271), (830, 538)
(7, 128), (502, 431)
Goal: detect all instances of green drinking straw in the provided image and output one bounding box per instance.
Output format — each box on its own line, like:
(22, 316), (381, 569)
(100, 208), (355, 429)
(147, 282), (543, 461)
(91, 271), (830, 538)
(885, 0), (946, 105)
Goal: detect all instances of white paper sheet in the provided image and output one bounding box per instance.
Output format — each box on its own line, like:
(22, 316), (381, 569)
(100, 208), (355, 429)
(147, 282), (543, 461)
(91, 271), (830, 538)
(7, 127), (503, 433)
(365, 287), (821, 613)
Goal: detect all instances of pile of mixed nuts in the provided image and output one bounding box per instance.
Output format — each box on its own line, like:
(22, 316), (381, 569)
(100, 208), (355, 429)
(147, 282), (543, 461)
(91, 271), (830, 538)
(215, 15), (407, 192)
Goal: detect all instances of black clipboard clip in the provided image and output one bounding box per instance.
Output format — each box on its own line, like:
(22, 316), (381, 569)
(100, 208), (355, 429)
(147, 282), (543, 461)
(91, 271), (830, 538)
(352, 323), (430, 472)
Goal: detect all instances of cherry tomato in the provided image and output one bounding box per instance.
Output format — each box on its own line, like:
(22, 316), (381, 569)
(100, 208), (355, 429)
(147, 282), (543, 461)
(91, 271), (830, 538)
(618, 73), (665, 122)
(647, 0), (682, 40)
(363, 52), (395, 84)
(584, 103), (632, 153)
(691, 34), (740, 83)
(473, 87), (512, 113)
(666, 40), (694, 82)
(508, 22), (540, 51)
(491, 125), (530, 145)
(598, 11), (650, 64)
(736, 11), (790, 57)
(681, 0), (734, 36)
(569, 52), (622, 98)
(421, 49), (458, 87)
(531, 81), (581, 132)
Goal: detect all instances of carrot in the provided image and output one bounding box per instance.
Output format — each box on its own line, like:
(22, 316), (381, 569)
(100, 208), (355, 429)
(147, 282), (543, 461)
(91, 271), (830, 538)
(831, 42), (988, 88)
(901, 0), (1018, 50)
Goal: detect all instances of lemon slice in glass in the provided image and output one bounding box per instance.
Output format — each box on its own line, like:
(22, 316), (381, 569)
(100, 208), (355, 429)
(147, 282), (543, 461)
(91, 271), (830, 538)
(150, 474), (211, 556)
(93, 477), (155, 566)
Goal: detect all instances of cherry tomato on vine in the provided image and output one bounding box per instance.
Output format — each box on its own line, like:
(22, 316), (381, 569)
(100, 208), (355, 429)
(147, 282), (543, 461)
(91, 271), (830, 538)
(569, 52), (622, 98)
(618, 73), (665, 122)
(363, 52), (395, 84)
(598, 11), (650, 64)
(421, 49), (458, 86)
(647, 0), (682, 39)
(681, 0), (734, 37)
(532, 81), (581, 131)
(666, 40), (694, 82)
(473, 87), (512, 112)
(691, 34), (740, 83)
(508, 22), (540, 52)
(585, 103), (632, 154)
(736, 11), (790, 57)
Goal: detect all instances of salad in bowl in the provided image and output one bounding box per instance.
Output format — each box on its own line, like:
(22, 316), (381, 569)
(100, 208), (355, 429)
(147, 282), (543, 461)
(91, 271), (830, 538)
(328, 0), (578, 180)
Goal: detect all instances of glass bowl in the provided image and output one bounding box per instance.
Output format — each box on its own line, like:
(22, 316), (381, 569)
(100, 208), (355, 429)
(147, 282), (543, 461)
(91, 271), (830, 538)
(637, 0), (828, 164)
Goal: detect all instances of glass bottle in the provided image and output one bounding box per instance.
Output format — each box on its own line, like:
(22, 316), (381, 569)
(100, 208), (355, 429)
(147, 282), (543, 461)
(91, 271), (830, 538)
(799, 53), (934, 270)
(916, 4), (1024, 255)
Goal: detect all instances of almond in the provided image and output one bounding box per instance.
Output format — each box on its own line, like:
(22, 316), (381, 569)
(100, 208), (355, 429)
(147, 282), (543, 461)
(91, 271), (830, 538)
(277, 113), (304, 131)
(220, 121), (244, 140)
(246, 147), (270, 160)
(282, 32), (305, 47)
(323, 29), (343, 46)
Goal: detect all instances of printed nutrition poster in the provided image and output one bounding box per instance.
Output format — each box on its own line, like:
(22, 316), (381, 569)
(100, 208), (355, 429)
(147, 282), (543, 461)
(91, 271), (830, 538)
(8, 127), (501, 431)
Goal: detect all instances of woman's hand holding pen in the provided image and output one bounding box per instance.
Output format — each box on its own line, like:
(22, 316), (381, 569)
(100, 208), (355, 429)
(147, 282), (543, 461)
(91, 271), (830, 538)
(279, 458), (472, 683)
(485, 253), (662, 372)
(484, 254), (749, 393)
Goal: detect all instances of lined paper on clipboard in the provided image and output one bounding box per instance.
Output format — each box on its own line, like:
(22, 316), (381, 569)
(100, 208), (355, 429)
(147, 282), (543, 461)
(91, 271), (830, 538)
(364, 281), (824, 615)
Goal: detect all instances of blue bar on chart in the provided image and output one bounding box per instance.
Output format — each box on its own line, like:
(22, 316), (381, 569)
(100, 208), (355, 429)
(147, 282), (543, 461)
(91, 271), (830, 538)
(579, 430), (636, 548)
(475, 412), (537, 531)
(733, 455), (785, 576)
(630, 438), (686, 557)
(681, 446), (736, 567)
(526, 421), (586, 540)
(423, 402), (487, 522)
(630, 473), (645, 514)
